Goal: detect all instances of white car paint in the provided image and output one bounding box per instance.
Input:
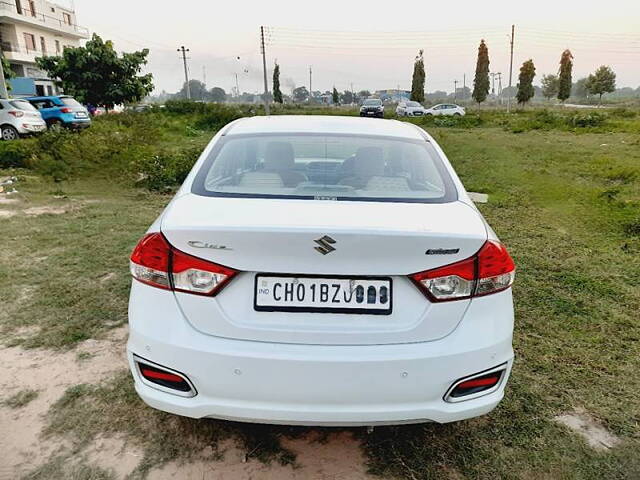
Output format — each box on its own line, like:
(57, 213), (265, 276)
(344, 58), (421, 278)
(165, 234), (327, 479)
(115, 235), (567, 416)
(396, 101), (426, 117)
(424, 104), (466, 116)
(128, 115), (514, 425)
(0, 99), (46, 140)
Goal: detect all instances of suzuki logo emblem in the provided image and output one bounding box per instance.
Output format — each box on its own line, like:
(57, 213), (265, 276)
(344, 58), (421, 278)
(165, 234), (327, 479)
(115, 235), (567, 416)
(314, 235), (336, 255)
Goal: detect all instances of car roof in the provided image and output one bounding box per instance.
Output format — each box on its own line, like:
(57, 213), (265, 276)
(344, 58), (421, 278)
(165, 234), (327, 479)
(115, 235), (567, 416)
(226, 115), (425, 140)
(25, 95), (70, 100)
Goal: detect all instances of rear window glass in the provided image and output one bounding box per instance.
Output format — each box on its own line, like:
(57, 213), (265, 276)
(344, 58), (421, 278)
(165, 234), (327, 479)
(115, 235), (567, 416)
(192, 134), (457, 203)
(10, 100), (37, 111)
(60, 97), (82, 107)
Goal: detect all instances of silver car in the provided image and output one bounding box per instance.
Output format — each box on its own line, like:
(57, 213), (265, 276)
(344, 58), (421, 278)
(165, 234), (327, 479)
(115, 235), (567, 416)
(396, 101), (426, 117)
(0, 99), (46, 140)
(424, 104), (466, 117)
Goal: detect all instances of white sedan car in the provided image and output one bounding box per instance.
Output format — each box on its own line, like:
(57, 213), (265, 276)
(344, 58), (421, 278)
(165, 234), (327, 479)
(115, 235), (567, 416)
(396, 101), (426, 117)
(128, 115), (515, 426)
(425, 104), (466, 116)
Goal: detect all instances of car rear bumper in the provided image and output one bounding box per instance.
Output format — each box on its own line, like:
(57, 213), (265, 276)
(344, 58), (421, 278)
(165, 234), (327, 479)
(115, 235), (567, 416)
(127, 283), (514, 425)
(16, 122), (46, 134)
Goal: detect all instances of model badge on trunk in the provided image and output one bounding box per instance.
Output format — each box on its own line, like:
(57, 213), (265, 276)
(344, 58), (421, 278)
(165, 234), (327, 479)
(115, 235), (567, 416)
(314, 235), (336, 255)
(188, 241), (233, 250)
(426, 248), (460, 255)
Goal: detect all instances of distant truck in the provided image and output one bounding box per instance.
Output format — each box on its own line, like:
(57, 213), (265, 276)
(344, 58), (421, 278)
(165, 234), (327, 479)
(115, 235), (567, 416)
(25, 95), (91, 130)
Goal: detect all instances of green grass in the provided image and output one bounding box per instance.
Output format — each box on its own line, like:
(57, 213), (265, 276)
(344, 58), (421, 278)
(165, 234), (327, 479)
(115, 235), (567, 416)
(2, 389), (39, 408)
(3, 108), (640, 478)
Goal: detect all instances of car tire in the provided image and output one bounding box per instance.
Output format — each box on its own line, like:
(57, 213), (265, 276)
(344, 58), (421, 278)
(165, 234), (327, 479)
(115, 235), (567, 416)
(425, 113), (432, 116)
(453, 112), (462, 116)
(1, 125), (19, 141)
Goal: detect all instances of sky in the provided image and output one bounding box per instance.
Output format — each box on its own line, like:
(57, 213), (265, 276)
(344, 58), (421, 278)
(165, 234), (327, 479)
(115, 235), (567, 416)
(72, 0), (640, 95)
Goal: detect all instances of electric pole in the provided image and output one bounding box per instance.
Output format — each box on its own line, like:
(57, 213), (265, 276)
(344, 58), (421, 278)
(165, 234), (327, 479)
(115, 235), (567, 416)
(309, 66), (312, 104)
(260, 26), (270, 115)
(351, 82), (354, 105)
(490, 72), (496, 96)
(497, 72), (503, 104)
(177, 46), (191, 100)
(507, 25), (514, 112)
(453, 80), (458, 102)
(235, 73), (240, 98)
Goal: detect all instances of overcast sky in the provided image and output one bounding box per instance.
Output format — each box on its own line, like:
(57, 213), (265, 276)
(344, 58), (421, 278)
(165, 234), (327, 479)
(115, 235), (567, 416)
(74, 0), (640, 95)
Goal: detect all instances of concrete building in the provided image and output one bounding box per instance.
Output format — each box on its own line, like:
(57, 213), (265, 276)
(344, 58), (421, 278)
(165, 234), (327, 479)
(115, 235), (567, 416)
(0, 0), (88, 95)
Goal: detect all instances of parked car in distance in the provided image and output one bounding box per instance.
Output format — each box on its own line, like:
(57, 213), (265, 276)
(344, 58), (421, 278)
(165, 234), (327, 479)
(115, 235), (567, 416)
(359, 98), (384, 118)
(128, 115), (516, 426)
(396, 101), (426, 117)
(26, 95), (91, 130)
(424, 104), (465, 116)
(0, 98), (46, 140)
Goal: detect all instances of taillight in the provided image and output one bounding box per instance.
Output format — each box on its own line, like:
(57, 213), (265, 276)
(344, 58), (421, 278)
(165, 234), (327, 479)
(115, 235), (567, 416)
(130, 232), (237, 295)
(410, 240), (515, 302)
(8, 110), (23, 117)
(60, 107), (72, 113)
(134, 356), (195, 397)
(445, 365), (506, 402)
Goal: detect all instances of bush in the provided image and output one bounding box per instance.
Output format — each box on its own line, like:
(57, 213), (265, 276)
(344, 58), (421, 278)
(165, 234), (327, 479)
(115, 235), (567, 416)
(0, 140), (36, 168)
(194, 104), (244, 130)
(566, 112), (607, 128)
(134, 146), (202, 191)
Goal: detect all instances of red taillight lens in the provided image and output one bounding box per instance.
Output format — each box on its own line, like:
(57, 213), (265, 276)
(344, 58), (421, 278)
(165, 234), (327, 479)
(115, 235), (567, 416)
(410, 240), (515, 301)
(136, 359), (194, 394)
(130, 233), (171, 289)
(60, 107), (72, 113)
(8, 110), (24, 117)
(129, 232), (237, 295)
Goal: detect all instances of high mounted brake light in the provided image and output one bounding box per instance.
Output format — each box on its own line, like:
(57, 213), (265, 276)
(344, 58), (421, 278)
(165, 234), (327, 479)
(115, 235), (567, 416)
(410, 240), (515, 302)
(130, 232), (237, 296)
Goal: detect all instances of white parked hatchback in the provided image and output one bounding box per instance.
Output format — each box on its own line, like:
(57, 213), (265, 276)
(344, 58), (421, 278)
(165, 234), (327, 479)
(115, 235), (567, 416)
(396, 101), (426, 117)
(0, 98), (46, 140)
(425, 104), (466, 116)
(128, 115), (515, 426)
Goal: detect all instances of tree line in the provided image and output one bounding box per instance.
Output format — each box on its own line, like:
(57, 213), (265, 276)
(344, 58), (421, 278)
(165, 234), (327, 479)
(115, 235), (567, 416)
(408, 41), (617, 107)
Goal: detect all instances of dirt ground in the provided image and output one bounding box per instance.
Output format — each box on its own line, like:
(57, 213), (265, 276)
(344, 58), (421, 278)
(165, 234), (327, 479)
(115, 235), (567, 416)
(0, 326), (373, 480)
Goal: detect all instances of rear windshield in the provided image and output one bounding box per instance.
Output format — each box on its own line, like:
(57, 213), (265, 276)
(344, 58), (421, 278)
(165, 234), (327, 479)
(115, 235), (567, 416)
(60, 97), (82, 107)
(10, 100), (37, 111)
(192, 134), (457, 203)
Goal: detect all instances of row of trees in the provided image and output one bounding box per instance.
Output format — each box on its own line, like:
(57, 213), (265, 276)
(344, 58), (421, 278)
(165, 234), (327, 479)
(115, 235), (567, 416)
(408, 41), (618, 107)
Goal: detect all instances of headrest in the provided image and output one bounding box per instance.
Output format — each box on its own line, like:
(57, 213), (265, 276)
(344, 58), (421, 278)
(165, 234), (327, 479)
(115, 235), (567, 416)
(264, 142), (294, 170)
(354, 147), (385, 177)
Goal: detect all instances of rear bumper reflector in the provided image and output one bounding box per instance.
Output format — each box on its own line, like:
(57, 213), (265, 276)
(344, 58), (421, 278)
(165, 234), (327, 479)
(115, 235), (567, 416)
(134, 355), (196, 397)
(444, 364), (507, 403)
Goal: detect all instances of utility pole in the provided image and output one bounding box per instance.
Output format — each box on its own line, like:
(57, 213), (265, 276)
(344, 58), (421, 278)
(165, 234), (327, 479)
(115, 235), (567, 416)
(490, 72), (496, 96)
(309, 66), (312, 104)
(351, 82), (354, 105)
(507, 24), (514, 112)
(453, 80), (458, 102)
(497, 72), (503, 104)
(235, 73), (240, 98)
(260, 26), (270, 115)
(177, 46), (191, 100)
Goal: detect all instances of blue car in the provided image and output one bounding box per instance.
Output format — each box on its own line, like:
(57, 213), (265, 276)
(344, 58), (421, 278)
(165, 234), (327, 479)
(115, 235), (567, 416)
(26, 95), (91, 130)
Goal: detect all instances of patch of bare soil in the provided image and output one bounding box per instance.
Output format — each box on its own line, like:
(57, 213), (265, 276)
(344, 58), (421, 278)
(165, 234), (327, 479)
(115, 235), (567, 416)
(23, 206), (68, 216)
(554, 408), (621, 451)
(0, 327), (128, 478)
(148, 432), (373, 480)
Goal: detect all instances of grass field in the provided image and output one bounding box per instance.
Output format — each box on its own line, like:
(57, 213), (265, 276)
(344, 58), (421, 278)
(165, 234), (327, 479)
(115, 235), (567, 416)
(1, 106), (639, 479)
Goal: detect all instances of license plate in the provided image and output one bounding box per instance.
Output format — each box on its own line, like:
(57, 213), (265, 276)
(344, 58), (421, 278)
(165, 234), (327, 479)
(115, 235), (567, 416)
(254, 275), (392, 314)
(367, 112), (375, 115)
(75, 112), (87, 118)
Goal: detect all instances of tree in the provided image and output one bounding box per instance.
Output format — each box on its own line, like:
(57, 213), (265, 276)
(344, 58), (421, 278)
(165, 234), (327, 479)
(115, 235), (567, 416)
(176, 79), (207, 100)
(332, 87), (339, 105)
(272, 62), (283, 104)
(540, 74), (559, 100)
(292, 86), (309, 103)
(572, 78), (589, 99)
(410, 49), (425, 102)
(36, 33), (153, 109)
(210, 87), (226, 102)
(472, 40), (490, 105)
(516, 59), (536, 106)
(1, 58), (15, 93)
(585, 65), (616, 104)
(557, 49), (573, 102)
(340, 90), (353, 104)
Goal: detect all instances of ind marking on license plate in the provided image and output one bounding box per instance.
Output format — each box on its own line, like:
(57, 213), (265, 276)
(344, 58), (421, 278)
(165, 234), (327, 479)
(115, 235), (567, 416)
(254, 275), (392, 315)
